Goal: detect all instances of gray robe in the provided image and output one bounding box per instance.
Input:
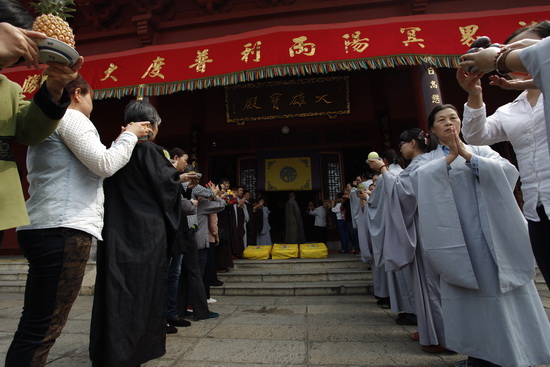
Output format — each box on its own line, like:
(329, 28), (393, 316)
(357, 203), (388, 298)
(356, 205), (372, 263)
(521, 36), (550, 160)
(384, 155), (445, 347)
(367, 168), (415, 314)
(285, 198), (305, 244)
(412, 144), (550, 366)
(257, 206), (272, 246)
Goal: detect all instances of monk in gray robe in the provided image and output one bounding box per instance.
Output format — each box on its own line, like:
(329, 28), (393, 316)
(412, 104), (550, 367)
(356, 186), (389, 303)
(285, 192), (305, 244)
(369, 128), (446, 352)
(367, 158), (416, 319)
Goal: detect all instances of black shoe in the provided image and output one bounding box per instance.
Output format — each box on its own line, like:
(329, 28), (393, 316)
(167, 316), (191, 327)
(376, 297), (391, 309)
(210, 280), (224, 286)
(166, 323), (178, 334)
(338, 249), (347, 253)
(395, 313), (417, 325)
(193, 311), (220, 321)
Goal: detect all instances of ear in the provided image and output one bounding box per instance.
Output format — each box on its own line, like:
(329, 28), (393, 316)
(73, 88), (82, 102)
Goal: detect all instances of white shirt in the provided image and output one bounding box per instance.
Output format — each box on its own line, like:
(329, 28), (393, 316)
(521, 36), (550, 161)
(309, 206), (327, 227)
(462, 93), (550, 221)
(20, 109), (137, 239)
(331, 202), (344, 220)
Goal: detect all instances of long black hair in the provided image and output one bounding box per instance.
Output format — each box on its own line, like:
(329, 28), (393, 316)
(0, 0), (34, 29)
(400, 128), (436, 153)
(505, 20), (550, 44)
(380, 148), (403, 168)
(169, 147), (186, 158)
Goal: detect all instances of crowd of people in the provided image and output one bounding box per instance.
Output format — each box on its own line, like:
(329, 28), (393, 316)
(2, 0), (550, 365)
(356, 21), (550, 367)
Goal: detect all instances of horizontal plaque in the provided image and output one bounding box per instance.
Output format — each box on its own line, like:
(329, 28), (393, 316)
(225, 76), (350, 124)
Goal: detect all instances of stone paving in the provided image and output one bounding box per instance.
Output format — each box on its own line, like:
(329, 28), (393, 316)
(0, 276), (549, 367)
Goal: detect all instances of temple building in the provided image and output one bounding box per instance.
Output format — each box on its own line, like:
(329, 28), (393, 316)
(2, 0), (549, 252)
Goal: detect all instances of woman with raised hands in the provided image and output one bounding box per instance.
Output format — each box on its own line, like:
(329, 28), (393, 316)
(410, 104), (550, 367)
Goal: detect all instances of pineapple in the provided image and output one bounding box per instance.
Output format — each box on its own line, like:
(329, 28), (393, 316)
(31, 0), (76, 48)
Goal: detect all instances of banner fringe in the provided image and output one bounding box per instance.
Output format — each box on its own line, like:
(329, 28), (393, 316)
(94, 54), (459, 100)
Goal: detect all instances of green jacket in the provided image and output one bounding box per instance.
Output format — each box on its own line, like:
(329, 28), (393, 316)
(0, 74), (69, 231)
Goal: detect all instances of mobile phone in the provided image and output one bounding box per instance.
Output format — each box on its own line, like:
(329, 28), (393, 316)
(138, 131), (154, 141)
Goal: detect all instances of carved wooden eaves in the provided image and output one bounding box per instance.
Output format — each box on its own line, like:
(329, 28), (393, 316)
(195, 0), (233, 15)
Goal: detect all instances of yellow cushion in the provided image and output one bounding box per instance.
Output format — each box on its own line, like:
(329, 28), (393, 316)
(299, 243), (328, 259)
(243, 245), (272, 260)
(272, 244), (299, 259)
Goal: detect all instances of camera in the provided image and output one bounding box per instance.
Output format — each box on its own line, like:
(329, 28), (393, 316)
(138, 131), (154, 141)
(466, 36), (502, 73)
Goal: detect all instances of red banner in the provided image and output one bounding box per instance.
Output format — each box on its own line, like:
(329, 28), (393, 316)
(4, 6), (550, 100)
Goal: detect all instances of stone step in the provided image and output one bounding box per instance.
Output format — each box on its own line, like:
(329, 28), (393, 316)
(0, 271), (28, 281)
(0, 258), (97, 295)
(232, 255), (368, 271)
(0, 257), (96, 273)
(210, 280), (373, 296)
(0, 281), (26, 293)
(218, 268), (372, 283)
(0, 257), (29, 272)
(0, 279), (95, 295)
(0, 254), (372, 297)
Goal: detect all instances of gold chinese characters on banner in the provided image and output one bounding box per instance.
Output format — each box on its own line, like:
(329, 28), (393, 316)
(7, 6), (549, 101)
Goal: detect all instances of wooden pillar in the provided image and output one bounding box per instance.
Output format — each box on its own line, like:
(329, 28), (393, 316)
(412, 63), (444, 133)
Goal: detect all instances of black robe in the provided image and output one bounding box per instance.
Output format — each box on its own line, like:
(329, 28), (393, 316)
(89, 142), (181, 367)
(245, 202), (257, 246)
(229, 204), (245, 257)
(216, 205), (234, 270)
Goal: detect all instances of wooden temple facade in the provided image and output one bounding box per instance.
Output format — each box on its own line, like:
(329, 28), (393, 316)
(2, 0), (549, 252)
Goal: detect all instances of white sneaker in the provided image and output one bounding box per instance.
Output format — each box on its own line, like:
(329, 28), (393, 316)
(207, 298), (217, 303)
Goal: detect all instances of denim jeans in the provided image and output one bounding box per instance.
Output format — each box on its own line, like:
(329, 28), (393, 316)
(346, 221), (360, 250)
(177, 239), (210, 319)
(336, 220), (349, 251)
(528, 205), (550, 291)
(6, 228), (91, 367)
(166, 253), (183, 319)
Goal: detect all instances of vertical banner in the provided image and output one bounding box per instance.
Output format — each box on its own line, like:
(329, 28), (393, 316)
(420, 63), (443, 118)
(265, 157), (312, 191)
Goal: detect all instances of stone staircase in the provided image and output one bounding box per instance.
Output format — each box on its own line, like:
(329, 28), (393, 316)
(211, 253), (373, 296)
(3, 254), (546, 299)
(0, 257), (96, 295)
(0, 253), (373, 297)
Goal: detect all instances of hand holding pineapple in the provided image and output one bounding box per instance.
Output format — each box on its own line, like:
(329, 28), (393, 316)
(0, 22), (45, 69)
(31, 0), (76, 48)
(43, 55), (83, 102)
(30, 0), (83, 102)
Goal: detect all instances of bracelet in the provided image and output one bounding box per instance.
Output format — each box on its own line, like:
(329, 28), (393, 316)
(495, 48), (513, 75)
(379, 164), (387, 171)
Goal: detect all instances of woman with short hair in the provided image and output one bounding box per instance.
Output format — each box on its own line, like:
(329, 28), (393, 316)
(8, 75), (150, 366)
(89, 100), (187, 367)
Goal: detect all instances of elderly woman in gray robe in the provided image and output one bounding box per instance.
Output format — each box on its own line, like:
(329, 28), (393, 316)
(411, 104), (550, 367)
